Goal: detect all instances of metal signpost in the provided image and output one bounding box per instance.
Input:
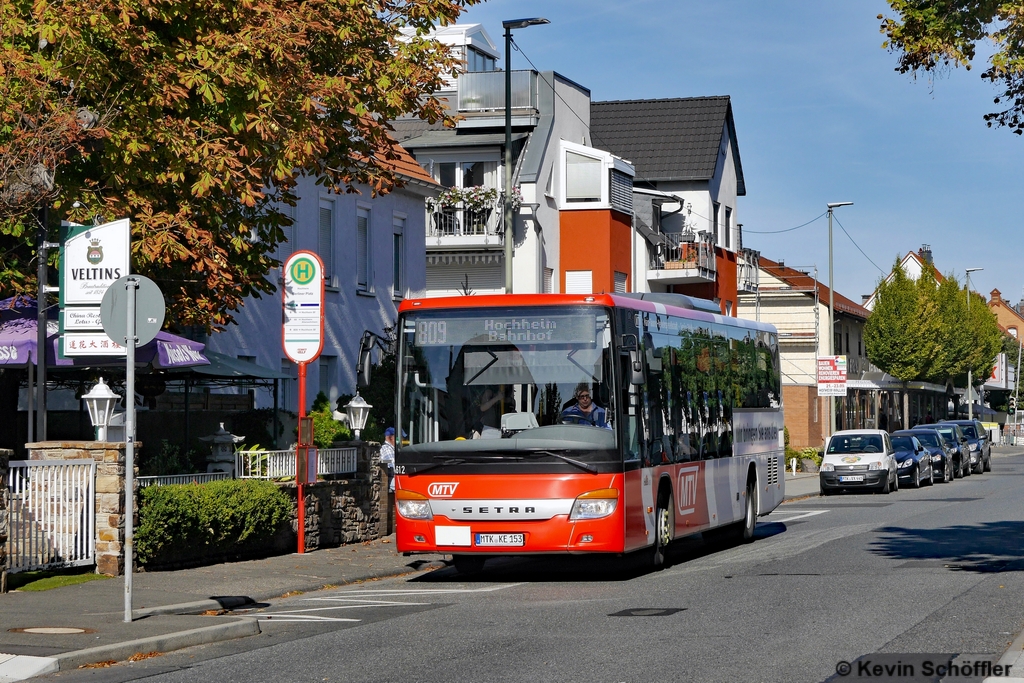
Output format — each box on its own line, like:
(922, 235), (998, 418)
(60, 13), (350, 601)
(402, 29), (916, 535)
(282, 251), (325, 554)
(101, 275), (165, 623)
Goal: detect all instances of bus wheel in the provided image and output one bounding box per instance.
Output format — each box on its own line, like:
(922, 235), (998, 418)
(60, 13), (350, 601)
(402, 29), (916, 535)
(741, 478), (757, 543)
(453, 555), (485, 574)
(652, 490), (673, 568)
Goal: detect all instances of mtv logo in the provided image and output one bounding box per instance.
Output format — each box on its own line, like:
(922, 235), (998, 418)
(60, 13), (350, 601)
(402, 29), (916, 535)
(428, 482), (459, 498)
(677, 466), (700, 515)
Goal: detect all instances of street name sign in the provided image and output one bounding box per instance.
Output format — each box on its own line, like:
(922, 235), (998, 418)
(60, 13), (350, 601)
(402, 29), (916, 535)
(817, 355), (847, 397)
(282, 251), (325, 364)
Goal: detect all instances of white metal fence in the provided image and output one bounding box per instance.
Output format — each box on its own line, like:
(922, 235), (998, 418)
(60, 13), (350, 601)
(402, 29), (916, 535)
(6, 460), (96, 574)
(138, 472), (231, 488)
(236, 447), (358, 480)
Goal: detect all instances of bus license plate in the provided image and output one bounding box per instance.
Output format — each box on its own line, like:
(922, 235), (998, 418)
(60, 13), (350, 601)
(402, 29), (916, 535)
(475, 533), (524, 547)
(839, 475), (864, 482)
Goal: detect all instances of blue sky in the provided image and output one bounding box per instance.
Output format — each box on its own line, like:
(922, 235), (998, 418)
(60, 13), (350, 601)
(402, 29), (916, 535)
(457, 0), (1022, 304)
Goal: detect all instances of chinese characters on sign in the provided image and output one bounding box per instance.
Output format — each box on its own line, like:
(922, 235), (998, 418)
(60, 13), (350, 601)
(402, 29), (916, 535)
(817, 355), (847, 397)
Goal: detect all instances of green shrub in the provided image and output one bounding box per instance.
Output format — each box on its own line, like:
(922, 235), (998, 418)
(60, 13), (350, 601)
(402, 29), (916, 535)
(800, 447), (823, 468)
(136, 479), (292, 567)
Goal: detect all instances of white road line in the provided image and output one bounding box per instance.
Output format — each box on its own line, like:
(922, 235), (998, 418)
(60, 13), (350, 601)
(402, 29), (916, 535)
(307, 584), (522, 598)
(259, 615), (361, 623)
(767, 510), (829, 522)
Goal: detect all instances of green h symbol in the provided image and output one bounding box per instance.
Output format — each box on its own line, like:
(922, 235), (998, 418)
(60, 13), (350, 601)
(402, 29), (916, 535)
(291, 257), (315, 285)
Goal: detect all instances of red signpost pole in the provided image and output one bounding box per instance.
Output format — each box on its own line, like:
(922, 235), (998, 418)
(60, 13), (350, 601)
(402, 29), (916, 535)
(297, 360), (306, 554)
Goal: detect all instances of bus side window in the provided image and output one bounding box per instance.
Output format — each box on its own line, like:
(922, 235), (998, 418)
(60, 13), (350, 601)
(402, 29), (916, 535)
(619, 351), (640, 462)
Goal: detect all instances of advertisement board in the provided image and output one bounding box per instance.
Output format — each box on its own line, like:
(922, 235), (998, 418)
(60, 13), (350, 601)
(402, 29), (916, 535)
(817, 355), (847, 397)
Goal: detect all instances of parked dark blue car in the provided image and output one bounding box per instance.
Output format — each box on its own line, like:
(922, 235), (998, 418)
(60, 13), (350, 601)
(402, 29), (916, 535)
(890, 434), (933, 488)
(893, 429), (953, 482)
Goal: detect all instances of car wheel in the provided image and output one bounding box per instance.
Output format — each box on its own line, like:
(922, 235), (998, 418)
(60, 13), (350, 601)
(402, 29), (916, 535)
(974, 459), (984, 475)
(912, 466), (921, 489)
(893, 469), (899, 492)
(820, 487), (833, 496)
(925, 463), (934, 486)
(954, 457), (963, 479)
(984, 457), (992, 473)
(880, 472), (891, 494)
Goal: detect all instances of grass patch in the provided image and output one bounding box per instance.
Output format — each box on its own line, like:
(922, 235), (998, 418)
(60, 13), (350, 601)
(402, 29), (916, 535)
(9, 568), (112, 592)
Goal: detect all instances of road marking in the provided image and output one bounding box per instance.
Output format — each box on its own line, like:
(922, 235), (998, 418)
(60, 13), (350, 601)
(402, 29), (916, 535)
(767, 510), (829, 522)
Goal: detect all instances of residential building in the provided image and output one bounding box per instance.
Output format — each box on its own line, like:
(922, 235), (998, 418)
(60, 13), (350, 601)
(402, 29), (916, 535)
(392, 24), (635, 298)
(205, 145), (438, 411)
(989, 289), (1024, 340)
(862, 244), (941, 310)
(590, 96), (758, 316)
(737, 258), (870, 448)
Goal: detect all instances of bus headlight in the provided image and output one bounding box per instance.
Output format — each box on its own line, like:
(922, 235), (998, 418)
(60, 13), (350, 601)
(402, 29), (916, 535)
(570, 488), (619, 520)
(396, 490), (433, 520)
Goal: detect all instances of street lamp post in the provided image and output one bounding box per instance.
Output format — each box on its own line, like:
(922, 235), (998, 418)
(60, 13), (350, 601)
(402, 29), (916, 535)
(826, 202), (853, 437)
(965, 267), (983, 421)
(502, 17), (549, 294)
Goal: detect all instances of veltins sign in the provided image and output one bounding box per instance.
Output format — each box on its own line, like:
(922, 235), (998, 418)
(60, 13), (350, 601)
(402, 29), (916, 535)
(817, 355), (847, 397)
(61, 219), (130, 305)
(282, 250), (325, 364)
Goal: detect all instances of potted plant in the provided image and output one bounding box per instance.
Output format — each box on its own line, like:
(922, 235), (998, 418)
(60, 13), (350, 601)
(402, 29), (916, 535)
(462, 186), (497, 234)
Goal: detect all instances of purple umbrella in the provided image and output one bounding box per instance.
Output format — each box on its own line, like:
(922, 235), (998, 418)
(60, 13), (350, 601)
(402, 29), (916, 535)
(0, 299), (209, 369)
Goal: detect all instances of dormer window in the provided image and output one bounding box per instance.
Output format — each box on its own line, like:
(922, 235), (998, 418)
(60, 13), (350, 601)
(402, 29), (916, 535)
(557, 140), (634, 214)
(565, 151), (602, 202)
(466, 47), (495, 72)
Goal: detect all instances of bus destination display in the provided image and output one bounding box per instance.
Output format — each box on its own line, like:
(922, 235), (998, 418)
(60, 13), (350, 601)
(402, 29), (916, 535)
(414, 314), (596, 347)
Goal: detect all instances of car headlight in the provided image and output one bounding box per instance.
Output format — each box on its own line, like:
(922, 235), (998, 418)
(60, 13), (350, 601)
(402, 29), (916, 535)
(970, 443), (979, 452)
(396, 490), (433, 520)
(868, 462), (884, 470)
(820, 463), (835, 472)
(899, 460), (914, 469)
(569, 488), (619, 520)
(932, 454), (943, 462)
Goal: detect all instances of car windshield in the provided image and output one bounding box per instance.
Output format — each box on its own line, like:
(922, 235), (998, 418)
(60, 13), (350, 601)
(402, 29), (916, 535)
(891, 436), (916, 451)
(827, 434), (883, 454)
(398, 306), (616, 454)
(958, 424), (978, 439)
(912, 432), (940, 448)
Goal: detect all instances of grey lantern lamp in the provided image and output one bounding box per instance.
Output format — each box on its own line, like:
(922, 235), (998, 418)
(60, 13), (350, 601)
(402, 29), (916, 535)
(344, 392), (372, 441)
(82, 377), (119, 441)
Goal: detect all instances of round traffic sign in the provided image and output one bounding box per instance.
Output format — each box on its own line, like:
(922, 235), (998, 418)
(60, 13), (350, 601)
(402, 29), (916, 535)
(100, 275), (166, 347)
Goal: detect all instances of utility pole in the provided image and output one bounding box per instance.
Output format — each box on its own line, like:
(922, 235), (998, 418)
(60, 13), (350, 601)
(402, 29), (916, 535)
(826, 202), (853, 437)
(966, 267), (983, 422)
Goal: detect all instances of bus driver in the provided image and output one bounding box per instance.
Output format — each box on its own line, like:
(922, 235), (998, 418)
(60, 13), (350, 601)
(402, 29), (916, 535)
(560, 384), (612, 429)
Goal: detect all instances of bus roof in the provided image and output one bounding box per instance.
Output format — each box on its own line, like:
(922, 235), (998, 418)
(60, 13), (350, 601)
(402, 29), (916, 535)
(398, 293), (778, 335)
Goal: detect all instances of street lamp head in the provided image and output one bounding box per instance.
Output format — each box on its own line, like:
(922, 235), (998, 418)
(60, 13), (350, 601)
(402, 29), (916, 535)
(826, 202), (854, 209)
(502, 17), (550, 30)
(966, 267), (984, 273)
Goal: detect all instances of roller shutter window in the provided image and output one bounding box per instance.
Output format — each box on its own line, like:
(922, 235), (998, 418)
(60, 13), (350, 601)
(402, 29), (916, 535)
(318, 200), (334, 278)
(565, 270), (592, 294)
(614, 271), (628, 293)
(426, 262), (503, 297)
(543, 268), (554, 293)
(357, 207), (370, 290)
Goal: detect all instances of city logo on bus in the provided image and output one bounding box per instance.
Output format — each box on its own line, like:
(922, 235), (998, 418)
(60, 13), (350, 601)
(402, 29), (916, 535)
(289, 257), (317, 285)
(677, 466), (700, 515)
(428, 482), (459, 497)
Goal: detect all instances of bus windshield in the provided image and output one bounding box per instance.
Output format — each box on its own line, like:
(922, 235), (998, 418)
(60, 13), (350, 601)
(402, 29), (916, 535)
(398, 307), (616, 455)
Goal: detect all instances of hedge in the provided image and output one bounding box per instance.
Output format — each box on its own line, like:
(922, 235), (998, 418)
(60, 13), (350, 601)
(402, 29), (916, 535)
(136, 479), (292, 567)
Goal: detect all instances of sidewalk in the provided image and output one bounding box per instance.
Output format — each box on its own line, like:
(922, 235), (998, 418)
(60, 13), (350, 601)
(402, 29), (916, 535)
(783, 469), (821, 501)
(0, 537), (446, 681)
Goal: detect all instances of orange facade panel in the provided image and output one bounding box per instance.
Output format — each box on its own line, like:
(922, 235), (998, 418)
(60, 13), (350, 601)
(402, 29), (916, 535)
(559, 209), (632, 294)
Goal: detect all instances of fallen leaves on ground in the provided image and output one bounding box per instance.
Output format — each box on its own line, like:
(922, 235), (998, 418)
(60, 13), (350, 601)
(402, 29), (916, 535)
(127, 652), (162, 662)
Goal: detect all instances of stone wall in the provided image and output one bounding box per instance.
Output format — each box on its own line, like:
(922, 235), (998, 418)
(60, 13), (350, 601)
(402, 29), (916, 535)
(0, 449), (9, 592)
(25, 441), (134, 577)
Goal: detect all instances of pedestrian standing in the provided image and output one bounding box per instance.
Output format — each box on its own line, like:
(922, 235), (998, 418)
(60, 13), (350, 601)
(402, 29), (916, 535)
(381, 427), (396, 493)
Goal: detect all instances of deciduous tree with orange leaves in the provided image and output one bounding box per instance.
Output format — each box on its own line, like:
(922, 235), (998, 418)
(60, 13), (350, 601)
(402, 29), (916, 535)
(0, 0), (478, 329)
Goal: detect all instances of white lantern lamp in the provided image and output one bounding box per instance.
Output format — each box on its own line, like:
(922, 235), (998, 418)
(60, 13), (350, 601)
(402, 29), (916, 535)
(344, 392), (372, 441)
(82, 377), (119, 442)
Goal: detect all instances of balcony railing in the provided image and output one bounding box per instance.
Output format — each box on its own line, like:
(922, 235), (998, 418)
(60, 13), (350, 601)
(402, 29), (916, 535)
(426, 195), (504, 249)
(236, 447), (358, 480)
(457, 70), (539, 112)
(738, 247), (760, 293)
(655, 232), (716, 275)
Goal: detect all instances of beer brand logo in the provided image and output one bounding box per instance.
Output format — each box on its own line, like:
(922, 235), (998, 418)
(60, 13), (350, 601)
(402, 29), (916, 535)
(289, 257), (317, 285)
(428, 482), (459, 498)
(87, 238), (103, 265)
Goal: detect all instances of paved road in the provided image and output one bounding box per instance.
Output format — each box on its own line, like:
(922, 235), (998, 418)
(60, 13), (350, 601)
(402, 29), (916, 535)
(35, 451), (1024, 683)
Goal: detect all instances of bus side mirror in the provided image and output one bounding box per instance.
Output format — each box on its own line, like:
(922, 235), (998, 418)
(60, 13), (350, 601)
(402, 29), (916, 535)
(629, 350), (645, 385)
(357, 331), (377, 388)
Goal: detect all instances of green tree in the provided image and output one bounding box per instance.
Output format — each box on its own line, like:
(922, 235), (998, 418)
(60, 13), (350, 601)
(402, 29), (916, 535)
(926, 274), (974, 383)
(966, 290), (1003, 382)
(0, 0), (478, 329)
(880, 1), (1024, 134)
(865, 259), (929, 381)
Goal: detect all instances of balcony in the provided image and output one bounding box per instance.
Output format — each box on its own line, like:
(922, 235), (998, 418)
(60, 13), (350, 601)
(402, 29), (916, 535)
(457, 70), (540, 126)
(647, 232), (716, 286)
(738, 247), (760, 293)
(426, 190), (503, 250)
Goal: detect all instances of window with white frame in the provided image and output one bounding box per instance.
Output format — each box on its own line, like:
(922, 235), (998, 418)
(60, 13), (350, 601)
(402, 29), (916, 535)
(357, 206), (371, 291)
(319, 200), (334, 279)
(565, 270), (592, 294)
(565, 151), (602, 202)
(393, 215), (405, 299)
(543, 268), (554, 293)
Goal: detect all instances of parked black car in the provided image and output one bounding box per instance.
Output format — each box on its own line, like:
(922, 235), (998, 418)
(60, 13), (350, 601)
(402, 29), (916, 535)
(893, 428), (954, 483)
(915, 423), (971, 478)
(890, 434), (932, 487)
(941, 419), (991, 473)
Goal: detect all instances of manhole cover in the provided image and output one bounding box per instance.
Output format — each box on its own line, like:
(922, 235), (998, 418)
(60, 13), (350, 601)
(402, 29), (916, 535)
(609, 608), (685, 617)
(10, 627), (92, 634)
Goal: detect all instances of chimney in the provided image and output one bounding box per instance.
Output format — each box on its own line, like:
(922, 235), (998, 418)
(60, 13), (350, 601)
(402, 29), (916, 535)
(919, 244), (933, 265)
(991, 289), (1002, 303)
(862, 295), (871, 305)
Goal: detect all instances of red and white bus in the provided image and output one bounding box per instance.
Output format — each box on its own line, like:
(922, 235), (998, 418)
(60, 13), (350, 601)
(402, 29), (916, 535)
(393, 292), (785, 572)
